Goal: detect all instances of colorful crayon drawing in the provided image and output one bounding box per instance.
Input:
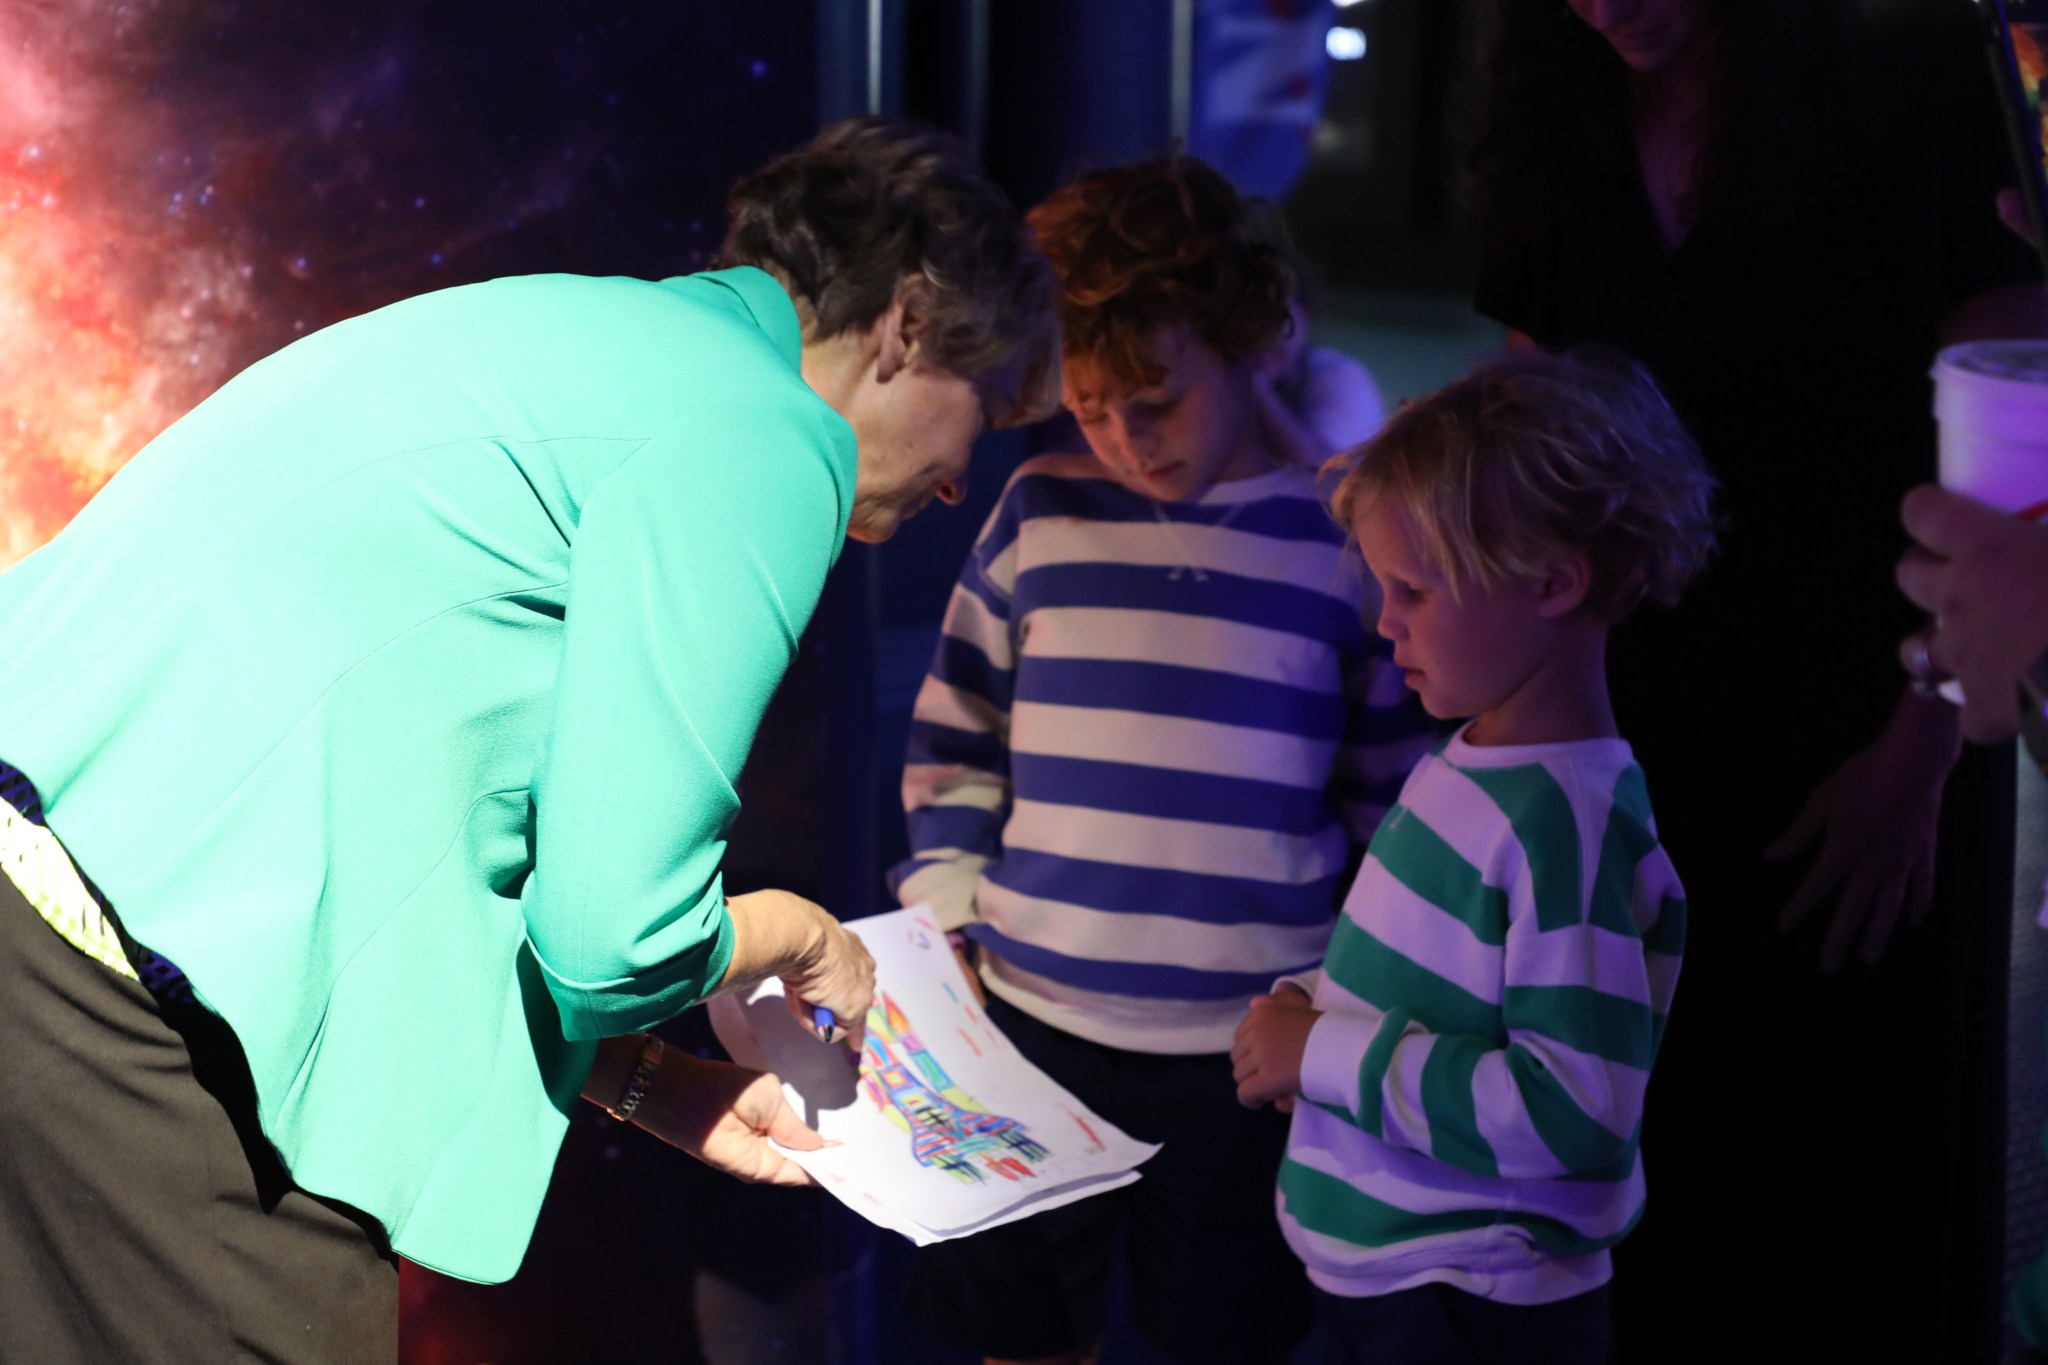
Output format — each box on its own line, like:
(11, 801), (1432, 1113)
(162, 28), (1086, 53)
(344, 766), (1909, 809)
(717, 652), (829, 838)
(860, 991), (1049, 1184)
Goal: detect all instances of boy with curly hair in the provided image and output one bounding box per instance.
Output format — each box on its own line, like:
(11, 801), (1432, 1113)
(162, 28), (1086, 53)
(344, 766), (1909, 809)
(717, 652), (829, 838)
(889, 155), (1434, 1365)
(1232, 347), (1718, 1364)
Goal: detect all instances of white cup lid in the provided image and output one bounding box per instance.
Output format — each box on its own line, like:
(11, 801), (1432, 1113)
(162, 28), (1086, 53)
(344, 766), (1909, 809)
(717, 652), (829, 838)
(1935, 340), (2048, 385)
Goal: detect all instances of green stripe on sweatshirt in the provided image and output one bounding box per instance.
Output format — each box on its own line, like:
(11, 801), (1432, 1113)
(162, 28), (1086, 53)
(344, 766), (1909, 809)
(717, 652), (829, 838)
(1369, 807), (1509, 947)
(1643, 894), (1686, 958)
(1507, 1046), (1639, 1175)
(1458, 762), (1582, 932)
(1353, 1006), (1411, 1133)
(1420, 1035), (1500, 1177)
(1280, 1156), (1623, 1258)
(1505, 985), (1656, 1071)
(1280, 1157), (1500, 1248)
(1323, 918), (1501, 1039)
(1589, 767), (1661, 938)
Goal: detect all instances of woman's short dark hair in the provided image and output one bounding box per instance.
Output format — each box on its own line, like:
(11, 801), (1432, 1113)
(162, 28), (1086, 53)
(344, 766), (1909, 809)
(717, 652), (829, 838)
(719, 116), (1059, 424)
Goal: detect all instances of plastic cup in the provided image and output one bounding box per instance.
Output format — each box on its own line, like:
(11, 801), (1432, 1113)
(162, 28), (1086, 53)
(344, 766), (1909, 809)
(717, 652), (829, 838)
(1933, 340), (2048, 512)
(1927, 341), (2048, 705)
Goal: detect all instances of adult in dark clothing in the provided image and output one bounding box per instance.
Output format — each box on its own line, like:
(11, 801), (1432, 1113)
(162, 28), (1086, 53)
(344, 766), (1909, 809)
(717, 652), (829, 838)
(1468, 1), (2044, 1360)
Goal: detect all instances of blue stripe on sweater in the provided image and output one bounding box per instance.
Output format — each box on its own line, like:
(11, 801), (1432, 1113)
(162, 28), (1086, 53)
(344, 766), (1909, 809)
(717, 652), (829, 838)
(987, 846), (1342, 928)
(1014, 564), (1360, 644)
(1010, 752), (1333, 834)
(905, 721), (1012, 776)
(965, 924), (1322, 1001)
(1013, 658), (1345, 739)
(936, 635), (1014, 711)
(906, 803), (1005, 856)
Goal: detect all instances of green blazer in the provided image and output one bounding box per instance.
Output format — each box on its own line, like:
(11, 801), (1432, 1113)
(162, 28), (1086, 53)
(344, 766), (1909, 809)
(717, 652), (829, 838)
(0, 266), (855, 1281)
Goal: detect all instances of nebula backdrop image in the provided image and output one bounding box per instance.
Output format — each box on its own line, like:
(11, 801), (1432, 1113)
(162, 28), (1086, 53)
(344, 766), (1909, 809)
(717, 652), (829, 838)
(1, 0), (819, 567)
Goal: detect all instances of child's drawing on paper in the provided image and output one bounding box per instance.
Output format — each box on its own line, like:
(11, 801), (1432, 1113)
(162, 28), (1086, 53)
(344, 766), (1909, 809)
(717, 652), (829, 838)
(708, 906), (1159, 1243)
(862, 991), (1049, 1183)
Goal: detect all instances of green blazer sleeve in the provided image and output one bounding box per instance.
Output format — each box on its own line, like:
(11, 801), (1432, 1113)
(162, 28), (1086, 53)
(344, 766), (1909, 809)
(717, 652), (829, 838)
(525, 395), (849, 1040)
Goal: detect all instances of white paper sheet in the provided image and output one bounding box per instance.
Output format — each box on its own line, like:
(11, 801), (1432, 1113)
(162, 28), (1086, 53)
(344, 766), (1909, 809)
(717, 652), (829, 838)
(709, 906), (1159, 1244)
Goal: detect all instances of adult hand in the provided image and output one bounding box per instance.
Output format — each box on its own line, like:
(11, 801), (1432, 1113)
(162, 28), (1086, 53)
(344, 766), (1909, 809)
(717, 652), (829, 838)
(1897, 484), (2048, 743)
(721, 890), (876, 1050)
(633, 1051), (823, 1187)
(1231, 985), (1319, 1110)
(1768, 691), (1959, 971)
(776, 901), (875, 1051)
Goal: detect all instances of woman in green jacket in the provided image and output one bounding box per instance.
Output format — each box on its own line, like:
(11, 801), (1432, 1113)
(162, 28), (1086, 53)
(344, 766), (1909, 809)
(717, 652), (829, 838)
(0, 116), (1057, 1362)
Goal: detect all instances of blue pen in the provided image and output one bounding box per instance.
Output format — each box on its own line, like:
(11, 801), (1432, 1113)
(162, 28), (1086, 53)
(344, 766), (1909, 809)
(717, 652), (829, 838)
(812, 1005), (837, 1041)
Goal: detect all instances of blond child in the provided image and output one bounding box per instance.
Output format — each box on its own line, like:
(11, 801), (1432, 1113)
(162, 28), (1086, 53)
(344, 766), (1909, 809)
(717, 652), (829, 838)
(1232, 347), (1716, 1364)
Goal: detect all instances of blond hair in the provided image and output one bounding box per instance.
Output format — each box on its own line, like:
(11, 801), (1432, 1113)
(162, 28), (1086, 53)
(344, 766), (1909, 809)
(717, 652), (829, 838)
(1328, 346), (1717, 621)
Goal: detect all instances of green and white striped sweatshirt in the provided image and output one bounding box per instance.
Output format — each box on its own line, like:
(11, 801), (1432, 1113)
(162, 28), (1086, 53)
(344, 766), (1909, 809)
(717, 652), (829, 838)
(1277, 726), (1685, 1305)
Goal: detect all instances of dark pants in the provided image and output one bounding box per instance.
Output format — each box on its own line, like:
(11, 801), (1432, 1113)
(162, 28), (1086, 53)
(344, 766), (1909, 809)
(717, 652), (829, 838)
(0, 869), (397, 1365)
(903, 992), (1312, 1365)
(1317, 1283), (1611, 1365)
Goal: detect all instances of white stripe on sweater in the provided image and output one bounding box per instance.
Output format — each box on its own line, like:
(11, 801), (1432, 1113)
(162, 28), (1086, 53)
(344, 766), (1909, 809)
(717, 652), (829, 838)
(1009, 701), (1337, 786)
(1014, 515), (1353, 593)
(1014, 606), (1341, 688)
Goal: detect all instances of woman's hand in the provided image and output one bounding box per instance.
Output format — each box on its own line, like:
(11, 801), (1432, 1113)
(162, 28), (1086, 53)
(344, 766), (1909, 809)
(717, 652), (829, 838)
(1897, 485), (2048, 743)
(587, 1041), (822, 1186)
(948, 933), (986, 1007)
(720, 890), (875, 1050)
(1767, 690), (1960, 971)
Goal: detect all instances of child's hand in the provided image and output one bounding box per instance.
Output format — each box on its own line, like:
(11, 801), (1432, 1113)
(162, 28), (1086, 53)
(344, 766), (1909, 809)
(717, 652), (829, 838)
(948, 933), (986, 1007)
(1231, 985), (1319, 1110)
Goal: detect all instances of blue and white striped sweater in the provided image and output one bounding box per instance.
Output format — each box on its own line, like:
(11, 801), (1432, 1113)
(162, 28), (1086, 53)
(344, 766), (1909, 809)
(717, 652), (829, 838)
(891, 454), (1436, 1053)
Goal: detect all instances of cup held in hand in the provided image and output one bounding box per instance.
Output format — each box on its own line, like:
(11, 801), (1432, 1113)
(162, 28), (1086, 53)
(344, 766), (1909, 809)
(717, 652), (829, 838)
(1933, 340), (2048, 511)
(1925, 341), (2048, 707)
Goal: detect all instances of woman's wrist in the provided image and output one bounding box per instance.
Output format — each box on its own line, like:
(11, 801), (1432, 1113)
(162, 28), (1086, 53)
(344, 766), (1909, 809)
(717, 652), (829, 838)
(582, 1033), (651, 1112)
(717, 890), (828, 995)
(1889, 685), (1965, 774)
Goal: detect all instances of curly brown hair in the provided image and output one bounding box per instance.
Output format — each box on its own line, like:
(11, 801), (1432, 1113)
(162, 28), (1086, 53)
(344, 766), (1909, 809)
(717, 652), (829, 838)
(1026, 155), (1293, 401)
(1328, 346), (1718, 622)
(1462, 0), (1869, 246)
(719, 116), (1060, 425)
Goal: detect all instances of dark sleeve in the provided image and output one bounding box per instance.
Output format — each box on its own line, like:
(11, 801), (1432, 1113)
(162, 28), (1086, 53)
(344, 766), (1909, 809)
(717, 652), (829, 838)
(1913, 0), (2041, 304)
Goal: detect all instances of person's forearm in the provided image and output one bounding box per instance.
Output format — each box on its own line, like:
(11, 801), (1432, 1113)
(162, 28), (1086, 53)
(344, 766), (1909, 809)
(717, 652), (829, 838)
(579, 892), (830, 1109)
(1887, 683), (1965, 772)
(715, 889), (828, 996)
(582, 1034), (649, 1112)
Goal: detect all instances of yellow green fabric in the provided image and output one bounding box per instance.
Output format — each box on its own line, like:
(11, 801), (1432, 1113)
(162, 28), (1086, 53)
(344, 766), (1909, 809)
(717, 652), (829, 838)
(0, 266), (854, 1282)
(0, 794), (136, 981)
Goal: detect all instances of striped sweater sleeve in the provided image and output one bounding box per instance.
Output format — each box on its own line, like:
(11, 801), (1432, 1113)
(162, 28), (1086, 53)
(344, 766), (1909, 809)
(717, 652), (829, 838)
(887, 482), (1023, 930)
(1299, 751), (1684, 1182)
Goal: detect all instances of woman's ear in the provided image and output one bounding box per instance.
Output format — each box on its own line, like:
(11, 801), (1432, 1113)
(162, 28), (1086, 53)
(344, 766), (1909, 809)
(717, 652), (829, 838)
(1535, 549), (1594, 620)
(875, 273), (938, 382)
